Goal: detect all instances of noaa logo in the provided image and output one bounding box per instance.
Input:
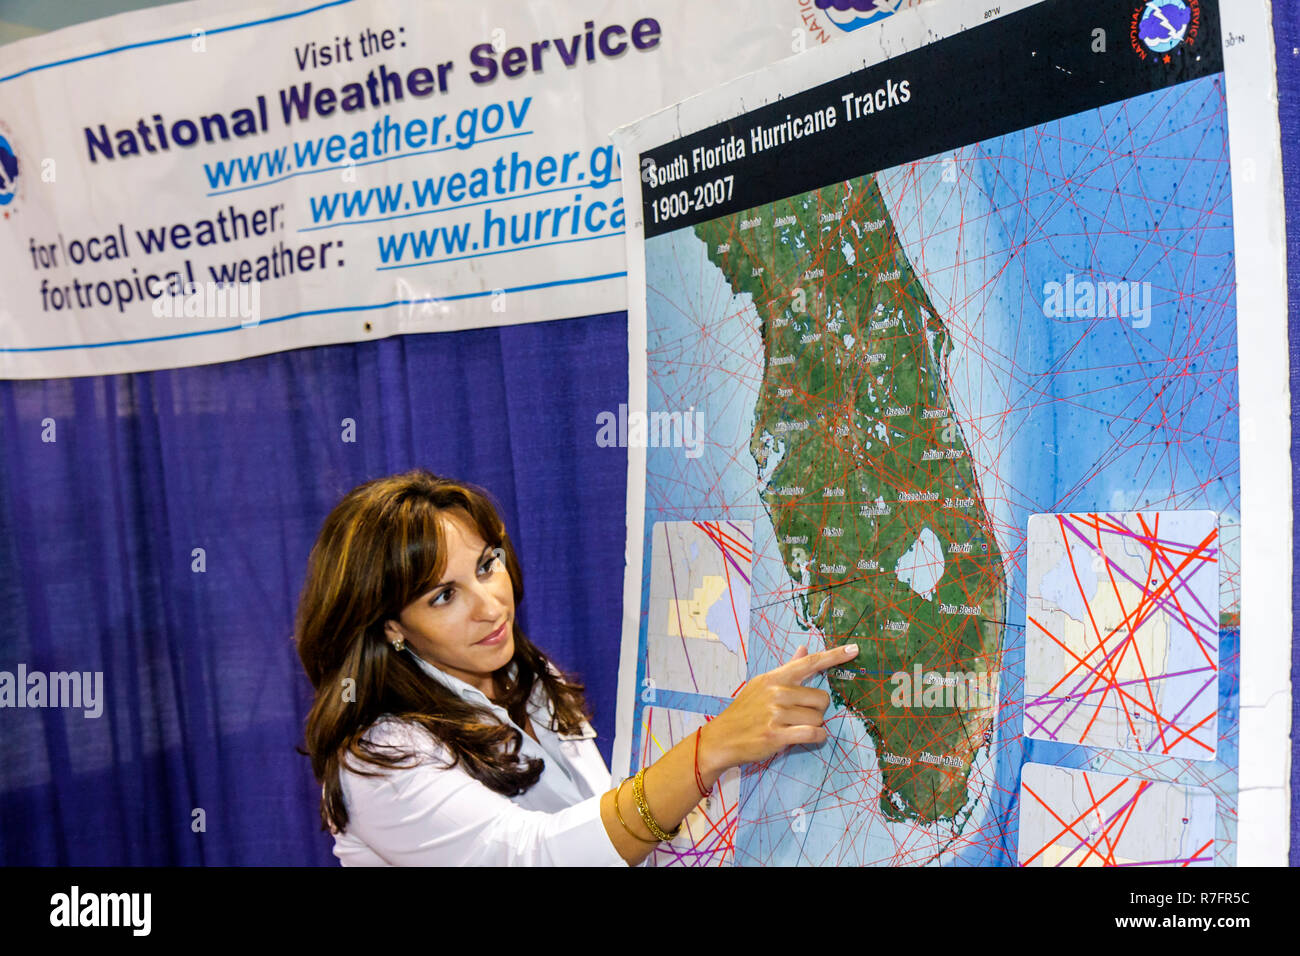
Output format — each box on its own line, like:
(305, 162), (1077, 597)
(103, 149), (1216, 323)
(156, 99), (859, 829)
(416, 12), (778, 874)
(1130, 0), (1202, 62)
(0, 120), (21, 219)
(813, 0), (904, 34)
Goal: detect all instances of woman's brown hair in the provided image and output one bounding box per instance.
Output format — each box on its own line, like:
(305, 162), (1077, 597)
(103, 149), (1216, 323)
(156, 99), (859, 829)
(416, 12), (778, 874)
(295, 469), (589, 832)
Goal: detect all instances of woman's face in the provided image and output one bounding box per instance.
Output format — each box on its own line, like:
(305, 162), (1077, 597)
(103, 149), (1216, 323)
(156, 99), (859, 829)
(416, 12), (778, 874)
(384, 509), (516, 698)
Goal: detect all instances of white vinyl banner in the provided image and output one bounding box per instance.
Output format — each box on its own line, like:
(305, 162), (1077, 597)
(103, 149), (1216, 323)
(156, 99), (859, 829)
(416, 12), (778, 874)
(0, 0), (926, 379)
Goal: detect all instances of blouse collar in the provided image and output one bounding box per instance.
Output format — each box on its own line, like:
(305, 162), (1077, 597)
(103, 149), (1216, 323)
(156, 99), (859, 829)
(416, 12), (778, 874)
(404, 647), (545, 715)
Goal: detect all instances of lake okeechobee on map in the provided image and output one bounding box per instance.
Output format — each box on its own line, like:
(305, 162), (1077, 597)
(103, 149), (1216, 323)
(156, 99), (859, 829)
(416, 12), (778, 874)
(637, 73), (1240, 865)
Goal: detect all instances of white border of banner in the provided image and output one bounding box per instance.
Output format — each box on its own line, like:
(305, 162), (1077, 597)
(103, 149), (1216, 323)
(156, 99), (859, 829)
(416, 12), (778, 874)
(3, 0), (881, 378)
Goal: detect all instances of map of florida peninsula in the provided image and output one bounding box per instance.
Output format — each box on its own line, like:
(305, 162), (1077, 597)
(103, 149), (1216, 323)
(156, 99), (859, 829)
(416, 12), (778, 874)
(695, 175), (1006, 824)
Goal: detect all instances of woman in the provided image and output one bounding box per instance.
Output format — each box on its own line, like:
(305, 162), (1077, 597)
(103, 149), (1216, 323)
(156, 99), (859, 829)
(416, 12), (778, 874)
(295, 469), (858, 865)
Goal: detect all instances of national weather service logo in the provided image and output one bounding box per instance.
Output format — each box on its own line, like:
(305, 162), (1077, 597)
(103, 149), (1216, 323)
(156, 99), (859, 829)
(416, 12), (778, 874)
(814, 0), (903, 33)
(0, 120), (21, 219)
(799, 0), (912, 42)
(1130, 0), (1202, 62)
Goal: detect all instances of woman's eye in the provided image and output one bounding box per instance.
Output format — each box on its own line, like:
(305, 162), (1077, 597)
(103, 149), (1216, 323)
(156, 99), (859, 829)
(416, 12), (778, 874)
(480, 552), (501, 574)
(430, 589), (452, 607)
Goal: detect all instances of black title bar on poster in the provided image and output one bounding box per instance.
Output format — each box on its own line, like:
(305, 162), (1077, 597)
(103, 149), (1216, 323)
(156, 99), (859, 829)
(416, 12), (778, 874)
(639, 0), (1223, 238)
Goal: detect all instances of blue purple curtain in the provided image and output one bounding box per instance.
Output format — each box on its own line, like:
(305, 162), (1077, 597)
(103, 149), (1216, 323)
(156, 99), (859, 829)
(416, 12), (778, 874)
(0, 314), (628, 864)
(1273, 0), (1300, 866)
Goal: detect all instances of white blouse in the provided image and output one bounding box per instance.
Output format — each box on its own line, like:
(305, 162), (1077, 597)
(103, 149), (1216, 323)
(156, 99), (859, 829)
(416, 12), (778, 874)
(330, 650), (627, 866)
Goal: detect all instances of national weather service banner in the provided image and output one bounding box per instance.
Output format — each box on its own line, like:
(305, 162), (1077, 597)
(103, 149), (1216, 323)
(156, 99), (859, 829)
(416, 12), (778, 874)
(0, 0), (927, 379)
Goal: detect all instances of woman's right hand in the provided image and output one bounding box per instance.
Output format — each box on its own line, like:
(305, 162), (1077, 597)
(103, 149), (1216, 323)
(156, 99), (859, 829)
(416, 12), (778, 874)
(600, 640), (859, 865)
(696, 642), (859, 780)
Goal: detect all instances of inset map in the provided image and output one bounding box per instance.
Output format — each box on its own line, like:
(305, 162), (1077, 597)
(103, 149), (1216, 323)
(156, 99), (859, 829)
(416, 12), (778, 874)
(645, 520), (751, 698)
(1018, 762), (1215, 867)
(638, 706), (740, 866)
(1024, 511), (1220, 759)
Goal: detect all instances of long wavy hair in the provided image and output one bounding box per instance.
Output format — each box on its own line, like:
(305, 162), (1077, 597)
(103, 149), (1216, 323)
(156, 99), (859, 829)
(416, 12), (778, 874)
(295, 469), (590, 832)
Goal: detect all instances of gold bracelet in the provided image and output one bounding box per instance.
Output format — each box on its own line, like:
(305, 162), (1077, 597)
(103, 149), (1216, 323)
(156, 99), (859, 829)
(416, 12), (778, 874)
(613, 776), (659, 844)
(632, 768), (681, 842)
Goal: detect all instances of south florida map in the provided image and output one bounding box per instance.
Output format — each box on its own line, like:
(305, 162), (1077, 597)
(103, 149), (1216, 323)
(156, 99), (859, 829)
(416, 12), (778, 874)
(614, 0), (1291, 866)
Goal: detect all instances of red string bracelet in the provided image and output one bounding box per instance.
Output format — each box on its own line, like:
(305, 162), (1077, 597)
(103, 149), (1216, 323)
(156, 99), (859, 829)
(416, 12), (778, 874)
(693, 726), (710, 799)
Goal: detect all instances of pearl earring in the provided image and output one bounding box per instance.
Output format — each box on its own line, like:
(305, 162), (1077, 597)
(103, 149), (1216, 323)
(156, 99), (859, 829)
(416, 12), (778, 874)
(390, 637), (405, 652)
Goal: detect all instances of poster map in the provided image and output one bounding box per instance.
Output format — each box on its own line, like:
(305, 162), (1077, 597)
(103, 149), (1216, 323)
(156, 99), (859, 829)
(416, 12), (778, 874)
(614, 0), (1291, 866)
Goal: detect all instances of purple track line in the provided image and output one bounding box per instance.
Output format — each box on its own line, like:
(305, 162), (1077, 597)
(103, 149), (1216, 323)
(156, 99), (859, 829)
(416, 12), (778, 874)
(1143, 672), (1218, 756)
(726, 520), (753, 544)
(1029, 654), (1215, 750)
(1097, 512), (1219, 555)
(1060, 515), (1219, 647)
(1024, 624), (1147, 739)
(1027, 519), (1221, 740)
(693, 520), (753, 586)
(1026, 664), (1217, 754)
(1055, 779), (1149, 866)
(1098, 512), (1221, 640)
(1026, 664), (1217, 708)
(1059, 514), (1218, 640)
(1138, 524), (1225, 661)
